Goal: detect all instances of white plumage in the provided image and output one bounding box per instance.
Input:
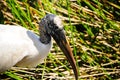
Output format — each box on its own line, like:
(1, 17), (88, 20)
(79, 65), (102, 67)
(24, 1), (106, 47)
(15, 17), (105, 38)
(0, 24), (52, 72)
(0, 14), (78, 80)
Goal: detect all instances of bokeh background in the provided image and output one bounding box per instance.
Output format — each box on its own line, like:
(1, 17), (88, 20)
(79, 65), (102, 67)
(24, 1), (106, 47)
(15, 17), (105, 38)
(0, 0), (120, 80)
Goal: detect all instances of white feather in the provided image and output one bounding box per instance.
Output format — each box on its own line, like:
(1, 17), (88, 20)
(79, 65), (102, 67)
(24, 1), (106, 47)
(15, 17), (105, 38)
(0, 24), (52, 72)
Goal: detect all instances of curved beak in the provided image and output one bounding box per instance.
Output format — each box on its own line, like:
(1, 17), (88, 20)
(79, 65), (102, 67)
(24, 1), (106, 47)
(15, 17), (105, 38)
(51, 30), (78, 80)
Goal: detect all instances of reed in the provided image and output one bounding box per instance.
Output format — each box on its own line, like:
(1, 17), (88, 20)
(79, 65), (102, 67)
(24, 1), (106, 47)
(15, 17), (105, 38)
(0, 0), (120, 79)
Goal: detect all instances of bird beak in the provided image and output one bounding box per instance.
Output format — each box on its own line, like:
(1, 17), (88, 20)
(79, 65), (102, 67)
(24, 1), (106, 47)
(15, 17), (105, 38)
(51, 30), (78, 80)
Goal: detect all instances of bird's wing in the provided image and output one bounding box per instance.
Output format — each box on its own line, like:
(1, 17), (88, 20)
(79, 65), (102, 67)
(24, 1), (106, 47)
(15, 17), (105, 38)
(0, 25), (52, 72)
(0, 25), (31, 72)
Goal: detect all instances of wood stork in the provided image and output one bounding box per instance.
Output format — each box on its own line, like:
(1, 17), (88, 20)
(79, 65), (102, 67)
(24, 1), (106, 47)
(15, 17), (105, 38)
(0, 14), (78, 80)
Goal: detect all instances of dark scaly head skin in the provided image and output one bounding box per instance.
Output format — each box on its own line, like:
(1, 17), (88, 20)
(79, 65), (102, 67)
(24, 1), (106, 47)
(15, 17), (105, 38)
(39, 14), (78, 80)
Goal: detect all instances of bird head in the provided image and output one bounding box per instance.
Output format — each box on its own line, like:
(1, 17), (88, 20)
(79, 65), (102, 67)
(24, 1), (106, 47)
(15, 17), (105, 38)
(39, 14), (78, 80)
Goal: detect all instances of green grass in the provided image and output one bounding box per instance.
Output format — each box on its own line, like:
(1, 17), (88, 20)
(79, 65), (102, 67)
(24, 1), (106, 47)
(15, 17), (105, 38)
(0, 0), (120, 80)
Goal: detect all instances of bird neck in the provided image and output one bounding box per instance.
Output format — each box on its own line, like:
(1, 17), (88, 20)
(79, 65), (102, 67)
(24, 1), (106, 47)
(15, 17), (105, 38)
(40, 31), (51, 44)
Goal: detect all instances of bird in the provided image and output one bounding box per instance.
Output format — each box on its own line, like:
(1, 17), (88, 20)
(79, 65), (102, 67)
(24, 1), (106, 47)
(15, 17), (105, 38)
(0, 14), (78, 80)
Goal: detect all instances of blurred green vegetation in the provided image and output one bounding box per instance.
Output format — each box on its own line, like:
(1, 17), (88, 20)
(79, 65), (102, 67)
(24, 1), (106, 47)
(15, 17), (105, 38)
(0, 0), (120, 80)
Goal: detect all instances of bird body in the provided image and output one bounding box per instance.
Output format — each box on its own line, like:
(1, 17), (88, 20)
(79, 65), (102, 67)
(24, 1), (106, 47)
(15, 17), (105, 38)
(0, 14), (78, 80)
(0, 24), (52, 72)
